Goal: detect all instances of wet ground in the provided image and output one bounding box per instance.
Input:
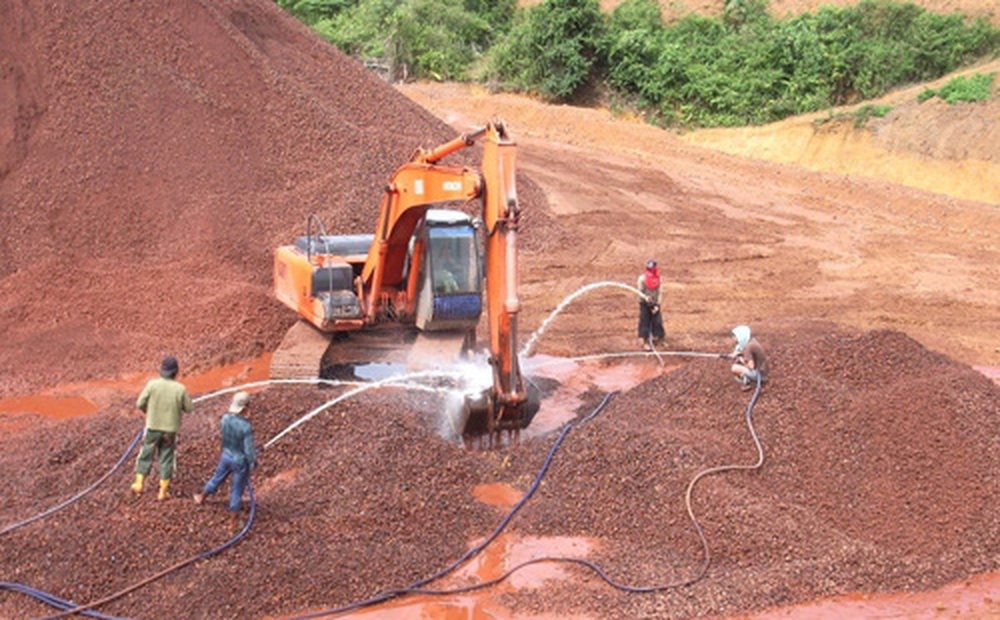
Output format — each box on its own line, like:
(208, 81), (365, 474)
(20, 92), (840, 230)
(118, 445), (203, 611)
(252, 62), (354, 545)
(4, 357), (999, 619)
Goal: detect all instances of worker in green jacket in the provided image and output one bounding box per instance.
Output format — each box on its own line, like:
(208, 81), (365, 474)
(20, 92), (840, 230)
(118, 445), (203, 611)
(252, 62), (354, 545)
(130, 355), (194, 500)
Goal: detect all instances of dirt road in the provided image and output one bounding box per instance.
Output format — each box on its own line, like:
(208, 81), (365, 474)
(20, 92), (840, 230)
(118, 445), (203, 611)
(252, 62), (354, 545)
(398, 82), (1000, 372)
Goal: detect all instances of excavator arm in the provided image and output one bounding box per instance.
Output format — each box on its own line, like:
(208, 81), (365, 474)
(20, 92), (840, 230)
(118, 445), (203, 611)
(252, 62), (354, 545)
(362, 120), (536, 435)
(478, 122), (534, 432)
(360, 153), (482, 320)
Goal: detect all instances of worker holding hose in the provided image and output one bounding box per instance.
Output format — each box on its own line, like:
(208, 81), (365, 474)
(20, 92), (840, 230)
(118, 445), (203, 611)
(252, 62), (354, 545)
(728, 325), (768, 390)
(637, 259), (665, 351)
(193, 391), (257, 532)
(131, 355), (194, 500)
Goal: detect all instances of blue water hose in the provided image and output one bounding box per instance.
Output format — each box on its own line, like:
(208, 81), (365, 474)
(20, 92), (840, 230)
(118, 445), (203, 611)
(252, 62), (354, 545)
(1, 427), (144, 537)
(0, 582), (128, 620)
(289, 374), (765, 618)
(286, 390), (621, 618)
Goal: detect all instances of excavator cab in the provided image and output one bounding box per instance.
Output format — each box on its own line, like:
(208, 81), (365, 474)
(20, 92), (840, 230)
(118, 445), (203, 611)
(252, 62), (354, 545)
(415, 210), (482, 332)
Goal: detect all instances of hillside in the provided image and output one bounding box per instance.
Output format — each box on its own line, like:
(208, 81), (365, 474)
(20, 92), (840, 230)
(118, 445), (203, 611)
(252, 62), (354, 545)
(0, 0), (549, 397)
(524, 0), (1000, 27)
(683, 57), (1000, 204)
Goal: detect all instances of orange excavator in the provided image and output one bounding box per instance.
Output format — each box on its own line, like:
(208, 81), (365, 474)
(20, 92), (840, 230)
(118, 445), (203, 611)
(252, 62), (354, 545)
(271, 120), (537, 437)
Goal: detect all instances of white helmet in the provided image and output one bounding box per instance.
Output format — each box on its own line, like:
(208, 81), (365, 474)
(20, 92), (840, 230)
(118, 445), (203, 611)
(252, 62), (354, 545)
(732, 325), (751, 352)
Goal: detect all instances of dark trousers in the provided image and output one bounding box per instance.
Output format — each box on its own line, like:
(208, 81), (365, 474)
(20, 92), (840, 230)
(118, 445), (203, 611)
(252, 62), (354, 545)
(638, 302), (665, 341)
(135, 430), (176, 480)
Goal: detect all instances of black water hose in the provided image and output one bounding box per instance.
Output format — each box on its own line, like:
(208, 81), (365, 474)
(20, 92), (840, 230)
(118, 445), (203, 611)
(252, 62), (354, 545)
(406, 376), (765, 596)
(285, 391), (620, 619)
(0, 582), (128, 620)
(26, 483), (257, 620)
(1, 428), (144, 537)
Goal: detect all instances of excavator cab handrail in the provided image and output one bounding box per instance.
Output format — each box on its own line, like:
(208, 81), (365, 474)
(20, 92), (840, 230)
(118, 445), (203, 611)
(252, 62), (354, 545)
(306, 213), (342, 300)
(305, 214), (332, 263)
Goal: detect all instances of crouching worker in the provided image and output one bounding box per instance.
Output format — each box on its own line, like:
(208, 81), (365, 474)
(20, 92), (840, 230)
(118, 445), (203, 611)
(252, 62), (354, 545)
(728, 325), (768, 391)
(194, 391), (257, 531)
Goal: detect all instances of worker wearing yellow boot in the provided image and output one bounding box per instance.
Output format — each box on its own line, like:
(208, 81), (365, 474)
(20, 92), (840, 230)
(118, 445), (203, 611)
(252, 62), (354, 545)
(131, 355), (194, 500)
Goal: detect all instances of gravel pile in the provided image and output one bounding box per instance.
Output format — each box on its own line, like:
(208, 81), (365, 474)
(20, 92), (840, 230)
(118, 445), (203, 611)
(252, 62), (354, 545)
(2, 327), (998, 619)
(0, 0), (552, 398)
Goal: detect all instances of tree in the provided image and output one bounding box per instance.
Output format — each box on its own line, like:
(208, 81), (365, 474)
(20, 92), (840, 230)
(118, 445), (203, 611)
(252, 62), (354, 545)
(487, 0), (605, 101)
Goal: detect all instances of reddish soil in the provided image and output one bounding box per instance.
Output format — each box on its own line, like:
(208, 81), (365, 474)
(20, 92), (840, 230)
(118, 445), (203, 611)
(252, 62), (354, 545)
(2, 1), (1000, 619)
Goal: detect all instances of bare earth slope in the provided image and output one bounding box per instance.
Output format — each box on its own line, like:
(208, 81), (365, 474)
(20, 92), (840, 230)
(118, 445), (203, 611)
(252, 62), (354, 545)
(532, 0), (1000, 27)
(684, 58), (1000, 205)
(399, 80), (999, 373)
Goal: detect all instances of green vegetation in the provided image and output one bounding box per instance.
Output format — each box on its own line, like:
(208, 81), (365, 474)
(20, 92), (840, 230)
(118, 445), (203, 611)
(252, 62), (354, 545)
(276, 0), (515, 81)
(276, 0), (1000, 128)
(852, 103), (893, 127)
(485, 0), (605, 101)
(918, 71), (996, 102)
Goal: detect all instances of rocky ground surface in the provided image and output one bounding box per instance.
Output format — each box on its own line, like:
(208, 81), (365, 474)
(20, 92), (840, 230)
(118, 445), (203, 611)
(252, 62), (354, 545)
(2, 0), (999, 619)
(2, 327), (998, 620)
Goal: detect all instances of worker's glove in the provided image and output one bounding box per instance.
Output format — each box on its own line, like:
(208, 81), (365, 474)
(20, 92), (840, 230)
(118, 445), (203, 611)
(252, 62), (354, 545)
(650, 304), (660, 315)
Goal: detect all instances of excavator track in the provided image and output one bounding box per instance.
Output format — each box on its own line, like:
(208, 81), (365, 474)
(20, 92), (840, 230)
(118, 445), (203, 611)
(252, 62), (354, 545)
(269, 320), (333, 380)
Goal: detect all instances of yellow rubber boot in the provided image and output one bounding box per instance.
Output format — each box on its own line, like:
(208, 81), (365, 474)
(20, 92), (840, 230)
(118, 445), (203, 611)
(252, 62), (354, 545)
(130, 473), (146, 495)
(157, 479), (171, 501)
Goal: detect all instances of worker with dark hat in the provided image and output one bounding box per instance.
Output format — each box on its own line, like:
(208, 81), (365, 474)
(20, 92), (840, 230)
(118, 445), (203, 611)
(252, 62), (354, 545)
(194, 390), (258, 531)
(637, 259), (665, 351)
(131, 355), (194, 500)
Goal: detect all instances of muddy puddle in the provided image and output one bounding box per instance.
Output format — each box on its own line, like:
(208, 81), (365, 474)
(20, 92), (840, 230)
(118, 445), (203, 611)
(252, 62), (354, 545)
(0, 355), (273, 419)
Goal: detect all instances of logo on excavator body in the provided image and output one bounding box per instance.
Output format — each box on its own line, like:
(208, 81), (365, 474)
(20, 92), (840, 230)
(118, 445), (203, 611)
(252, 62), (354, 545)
(414, 179), (425, 196)
(442, 180), (462, 193)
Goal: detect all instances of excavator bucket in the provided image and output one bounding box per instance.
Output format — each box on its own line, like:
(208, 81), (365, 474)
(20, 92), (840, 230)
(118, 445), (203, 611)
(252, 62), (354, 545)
(458, 382), (540, 442)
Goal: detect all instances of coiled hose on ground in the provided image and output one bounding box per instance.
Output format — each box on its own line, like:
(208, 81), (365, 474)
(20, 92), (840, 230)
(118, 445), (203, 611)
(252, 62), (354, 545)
(286, 374), (765, 618)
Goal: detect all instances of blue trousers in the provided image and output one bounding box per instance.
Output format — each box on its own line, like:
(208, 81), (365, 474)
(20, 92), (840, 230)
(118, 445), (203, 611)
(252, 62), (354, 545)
(202, 453), (250, 512)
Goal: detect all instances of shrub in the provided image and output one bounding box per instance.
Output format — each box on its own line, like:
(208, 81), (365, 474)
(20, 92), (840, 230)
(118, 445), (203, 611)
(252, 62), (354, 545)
(919, 72), (996, 103)
(852, 103), (893, 127)
(486, 0), (604, 102)
(289, 0), (510, 81)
